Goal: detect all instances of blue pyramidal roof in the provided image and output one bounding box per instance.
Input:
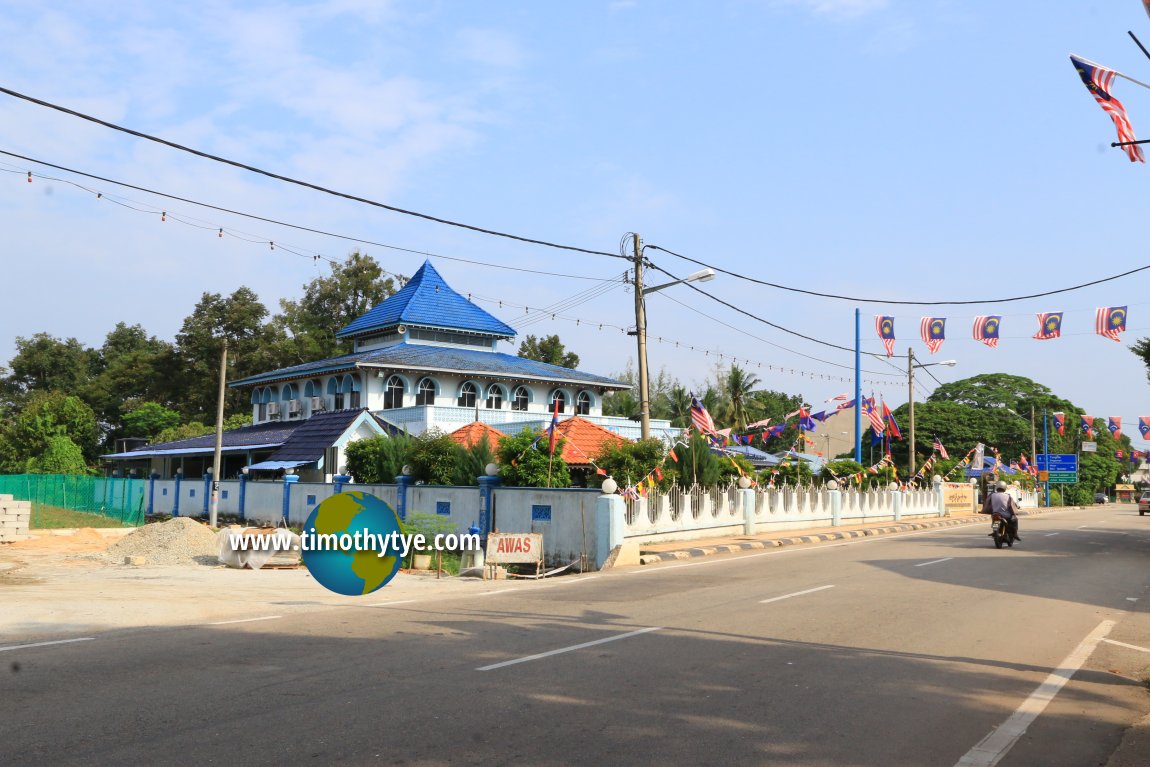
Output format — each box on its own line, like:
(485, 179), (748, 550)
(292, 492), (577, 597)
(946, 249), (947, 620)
(337, 260), (516, 339)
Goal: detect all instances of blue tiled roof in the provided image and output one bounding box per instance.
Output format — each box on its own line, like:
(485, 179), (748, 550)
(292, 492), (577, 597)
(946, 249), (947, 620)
(101, 420), (298, 458)
(338, 260), (517, 339)
(230, 343), (629, 389)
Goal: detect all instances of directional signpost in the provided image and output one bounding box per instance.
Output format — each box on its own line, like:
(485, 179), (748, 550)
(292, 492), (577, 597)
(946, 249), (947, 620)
(1036, 453), (1078, 484)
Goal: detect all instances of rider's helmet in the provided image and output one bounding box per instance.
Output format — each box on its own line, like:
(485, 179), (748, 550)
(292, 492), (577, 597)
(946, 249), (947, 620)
(995, 480), (1008, 491)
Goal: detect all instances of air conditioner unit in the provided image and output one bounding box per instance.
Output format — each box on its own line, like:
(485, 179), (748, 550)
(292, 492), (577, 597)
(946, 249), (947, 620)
(267, 402), (281, 418)
(310, 396), (326, 410)
(287, 400), (302, 415)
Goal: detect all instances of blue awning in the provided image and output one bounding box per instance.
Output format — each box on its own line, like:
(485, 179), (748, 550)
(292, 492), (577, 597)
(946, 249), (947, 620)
(246, 460), (313, 471)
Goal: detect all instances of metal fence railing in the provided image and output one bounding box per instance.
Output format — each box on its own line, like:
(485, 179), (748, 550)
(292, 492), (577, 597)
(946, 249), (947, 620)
(0, 474), (146, 528)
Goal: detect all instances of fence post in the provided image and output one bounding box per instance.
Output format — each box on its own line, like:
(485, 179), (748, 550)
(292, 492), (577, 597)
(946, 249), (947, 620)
(893, 487), (903, 522)
(742, 487), (755, 535)
(125, 472), (135, 524)
(333, 473), (351, 494)
(173, 469), (183, 517)
(595, 492), (627, 569)
(202, 470), (212, 518)
(238, 468), (248, 522)
(396, 472), (413, 523)
(829, 482), (843, 526)
(476, 473), (500, 535)
(147, 472), (158, 517)
(282, 471), (299, 525)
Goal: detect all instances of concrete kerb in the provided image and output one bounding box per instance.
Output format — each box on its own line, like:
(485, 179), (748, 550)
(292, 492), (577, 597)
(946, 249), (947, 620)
(636, 506), (1077, 565)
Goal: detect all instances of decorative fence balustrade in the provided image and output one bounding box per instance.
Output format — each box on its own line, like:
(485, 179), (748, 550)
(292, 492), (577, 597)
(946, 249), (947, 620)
(621, 484), (953, 543)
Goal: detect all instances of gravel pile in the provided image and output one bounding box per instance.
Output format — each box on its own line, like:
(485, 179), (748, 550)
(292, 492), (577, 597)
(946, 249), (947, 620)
(105, 517), (219, 566)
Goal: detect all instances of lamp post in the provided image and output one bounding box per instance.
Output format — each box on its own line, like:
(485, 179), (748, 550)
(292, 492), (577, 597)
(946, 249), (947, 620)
(631, 232), (715, 440)
(907, 347), (957, 477)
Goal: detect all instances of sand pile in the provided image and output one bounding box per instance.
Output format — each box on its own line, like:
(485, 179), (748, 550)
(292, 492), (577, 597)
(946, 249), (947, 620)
(15, 528), (111, 552)
(105, 517), (219, 566)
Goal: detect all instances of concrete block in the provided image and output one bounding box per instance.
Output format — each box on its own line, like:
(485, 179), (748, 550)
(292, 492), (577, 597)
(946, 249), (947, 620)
(124, 556), (147, 566)
(600, 541), (641, 570)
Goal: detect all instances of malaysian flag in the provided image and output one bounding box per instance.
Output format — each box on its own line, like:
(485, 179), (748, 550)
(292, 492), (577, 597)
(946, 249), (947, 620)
(973, 315), (1001, 348)
(1070, 55), (1145, 162)
(862, 398), (885, 435)
(1141, 416), (1150, 438)
(876, 315), (896, 357)
(933, 436), (949, 459)
(1081, 415), (1095, 438)
(1053, 412), (1066, 436)
(1095, 306), (1127, 342)
(919, 317), (945, 354)
(1109, 417), (1122, 439)
(690, 395), (716, 435)
(824, 393), (850, 403)
(1033, 311), (1063, 341)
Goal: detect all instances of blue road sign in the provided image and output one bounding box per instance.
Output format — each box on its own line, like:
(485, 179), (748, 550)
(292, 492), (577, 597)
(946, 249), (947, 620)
(1036, 454), (1078, 472)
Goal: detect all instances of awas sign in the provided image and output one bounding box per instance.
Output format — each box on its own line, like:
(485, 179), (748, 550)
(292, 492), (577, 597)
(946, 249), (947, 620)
(485, 532), (544, 565)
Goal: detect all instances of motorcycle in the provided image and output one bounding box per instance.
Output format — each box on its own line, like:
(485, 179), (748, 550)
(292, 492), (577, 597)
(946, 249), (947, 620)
(990, 513), (1014, 549)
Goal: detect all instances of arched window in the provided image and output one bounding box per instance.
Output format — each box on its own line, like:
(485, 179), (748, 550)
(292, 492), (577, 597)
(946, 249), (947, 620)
(576, 391), (592, 416)
(511, 386), (530, 412)
(551, 390), (567, 414)
(417, 378), (437, 407)
(341, 374), (361, 409)
(486, 384), (505, 410)
(384, 376), (405, 409)
(326, 378), (342, 410)
(252, 388), (266, 421)
(457, 381), (478, 408)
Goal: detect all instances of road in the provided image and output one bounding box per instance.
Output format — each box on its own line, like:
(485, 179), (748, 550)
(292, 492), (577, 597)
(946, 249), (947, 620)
(2, 505), (1149, 766)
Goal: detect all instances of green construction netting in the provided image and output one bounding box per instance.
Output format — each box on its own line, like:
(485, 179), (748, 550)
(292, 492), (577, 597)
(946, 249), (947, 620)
(0, 474), (145, 528)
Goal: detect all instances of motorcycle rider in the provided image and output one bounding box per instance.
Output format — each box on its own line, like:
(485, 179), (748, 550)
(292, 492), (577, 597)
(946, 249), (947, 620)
(981, 479), (1021, 542)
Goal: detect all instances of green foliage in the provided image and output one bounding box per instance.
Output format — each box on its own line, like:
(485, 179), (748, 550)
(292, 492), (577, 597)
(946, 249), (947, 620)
(6, 332), (97, 397)
(26, 435), (88, 474)
(767, 457), (814, 486)
(274, 251), (395, 362)
(667, 434), (745, 489)
(517, 334), (579, 369)
(121, 402), (182, 439)
(497, 429), (571, 488)
(406, 430), (466, 485)
(451, 440), (496, 486)
(401, 511), (458, 554)
(723, 365), (762, 431)
(593, 438), (670, 489)
(0, 391), (100, 472)
(345, 434), (413, 484)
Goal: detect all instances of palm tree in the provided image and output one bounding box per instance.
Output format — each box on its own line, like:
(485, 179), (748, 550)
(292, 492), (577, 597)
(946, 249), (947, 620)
(664, 385), (693, 428)
(723, 365), (761, 431)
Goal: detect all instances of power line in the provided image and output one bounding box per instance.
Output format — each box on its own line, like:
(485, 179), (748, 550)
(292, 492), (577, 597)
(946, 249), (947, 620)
(646, 244), (1150, 306)
(0, 151), (614, 282)
(0, 85), (627, 260)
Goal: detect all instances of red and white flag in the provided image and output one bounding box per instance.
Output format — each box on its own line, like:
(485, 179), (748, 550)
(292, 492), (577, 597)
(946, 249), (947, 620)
(932, 436), (949, 459)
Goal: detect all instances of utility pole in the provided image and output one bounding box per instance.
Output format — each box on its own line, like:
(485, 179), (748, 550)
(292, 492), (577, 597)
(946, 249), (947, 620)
(1030, 405), (1037, 468)
(632, 232), (651, 441)
(209, 336), (228, 528)
(907, 346), (916, 477)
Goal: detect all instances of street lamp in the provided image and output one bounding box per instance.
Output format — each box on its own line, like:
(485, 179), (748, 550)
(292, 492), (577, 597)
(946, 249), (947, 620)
(907, 348), (957, 477)
(631, 231), (716, 440)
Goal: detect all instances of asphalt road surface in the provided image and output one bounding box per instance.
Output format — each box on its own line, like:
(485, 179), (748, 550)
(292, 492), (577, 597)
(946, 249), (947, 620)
(3, 505), (1149, 766)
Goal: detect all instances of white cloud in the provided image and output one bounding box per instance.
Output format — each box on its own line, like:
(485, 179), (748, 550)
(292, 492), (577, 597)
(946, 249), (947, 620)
(781, 0), (889, 19)
(453, 28), (526, 69)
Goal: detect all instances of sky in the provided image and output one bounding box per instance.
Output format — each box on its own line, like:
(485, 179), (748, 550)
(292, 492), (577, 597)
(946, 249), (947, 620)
(2, 1), (1150, 449)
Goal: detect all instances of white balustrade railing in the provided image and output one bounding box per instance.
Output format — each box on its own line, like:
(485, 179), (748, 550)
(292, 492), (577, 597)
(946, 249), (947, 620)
(623, 484), (952, 543)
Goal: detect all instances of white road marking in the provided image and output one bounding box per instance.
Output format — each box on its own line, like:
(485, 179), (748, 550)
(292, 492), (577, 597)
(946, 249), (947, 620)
(207, 615), (283, 626)
(1074, 527), (1126, 534)
(760, 585), (835, 604)
(476, 626), (662, 671)
(1126, 597), (1140, 602)
(0, 637), (94, 653)
(362, 600), (416, 608)
(1102, 638), (1150, 653)
(915, 557), (954, 567)
(954, 620), (1115, 767)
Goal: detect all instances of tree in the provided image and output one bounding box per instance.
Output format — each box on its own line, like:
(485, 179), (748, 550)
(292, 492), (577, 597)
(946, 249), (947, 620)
(85, 324), (180, 429)
(451, 441), (496, 486)
(345, 434), (413, 484)
(174, 287), (278, 421)
(274, 251), (396, 362)
(0, 391), (100, 472)
(593, 438), (671, 490)
(722, 365), (761, 431)
(26, 435), (88, 475)
(406, 430), (466, 485)
(517, 334), (580, 369)
(6, 333), (97, 397)
(496, 429), (571, 488)
(121, 402), (182, 440)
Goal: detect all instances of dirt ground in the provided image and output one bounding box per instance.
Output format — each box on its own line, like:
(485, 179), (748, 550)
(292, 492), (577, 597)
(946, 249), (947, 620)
(0, 526), (499, 644)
